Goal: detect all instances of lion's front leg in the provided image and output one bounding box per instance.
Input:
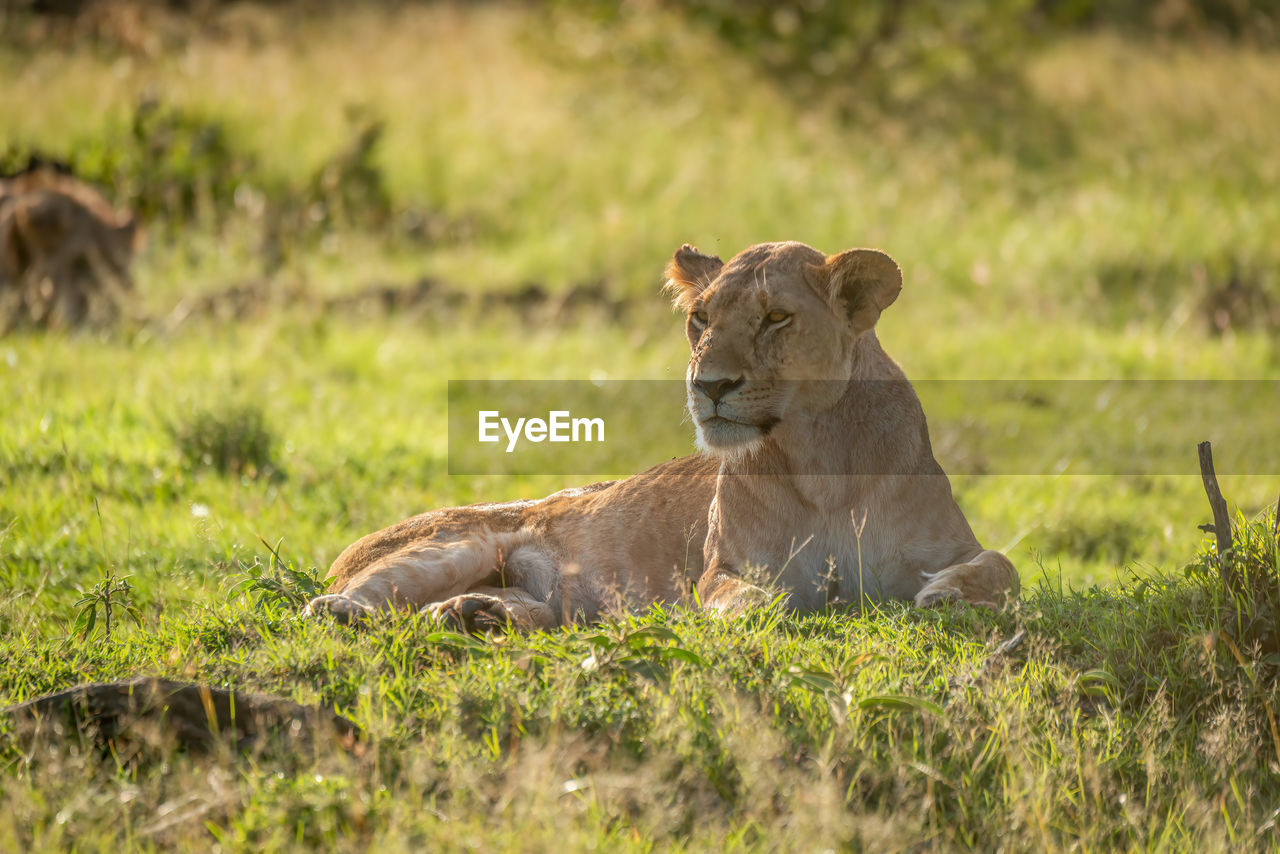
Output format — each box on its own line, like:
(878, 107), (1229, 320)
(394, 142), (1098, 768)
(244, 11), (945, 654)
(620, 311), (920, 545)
(304, 535), (513, 623)
(914, 549), (1019, 610)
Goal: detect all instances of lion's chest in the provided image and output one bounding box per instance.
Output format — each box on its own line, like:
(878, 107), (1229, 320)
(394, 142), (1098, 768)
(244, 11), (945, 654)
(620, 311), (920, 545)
(767, 520), (921, 608)
(715, 500), (931, 608)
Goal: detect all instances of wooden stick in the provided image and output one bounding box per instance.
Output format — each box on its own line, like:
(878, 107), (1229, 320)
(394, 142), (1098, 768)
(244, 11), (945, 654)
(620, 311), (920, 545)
(1198, 441), (1237, 592)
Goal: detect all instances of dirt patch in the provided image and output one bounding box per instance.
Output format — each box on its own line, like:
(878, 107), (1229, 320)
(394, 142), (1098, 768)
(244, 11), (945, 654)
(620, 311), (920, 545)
(5, 677), (361, 759)
(163, 275), (631, 329)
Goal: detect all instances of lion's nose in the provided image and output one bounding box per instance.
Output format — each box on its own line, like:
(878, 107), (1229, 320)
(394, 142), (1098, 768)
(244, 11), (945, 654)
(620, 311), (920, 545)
(693, 376), (744, 404)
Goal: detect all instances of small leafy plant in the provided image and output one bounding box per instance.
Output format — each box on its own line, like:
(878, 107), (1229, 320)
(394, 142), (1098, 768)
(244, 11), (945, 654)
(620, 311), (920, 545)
(227, 536), (330, 610)
(69, 568), (142, 645)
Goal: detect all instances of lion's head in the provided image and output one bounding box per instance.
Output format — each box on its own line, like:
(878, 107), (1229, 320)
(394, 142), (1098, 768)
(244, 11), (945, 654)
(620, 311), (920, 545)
(664, 241), (902, 458)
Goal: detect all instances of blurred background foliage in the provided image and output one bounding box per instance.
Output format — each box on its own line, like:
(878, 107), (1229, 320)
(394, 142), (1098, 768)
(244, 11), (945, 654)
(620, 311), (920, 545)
(3, 0), (1277, 293)
(5, 0), (1278, 205)
(3, 0), (1277, 373)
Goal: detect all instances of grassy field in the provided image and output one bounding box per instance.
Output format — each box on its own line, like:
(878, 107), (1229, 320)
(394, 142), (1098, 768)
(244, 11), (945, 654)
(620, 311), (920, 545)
(2, 2), (1280, 849)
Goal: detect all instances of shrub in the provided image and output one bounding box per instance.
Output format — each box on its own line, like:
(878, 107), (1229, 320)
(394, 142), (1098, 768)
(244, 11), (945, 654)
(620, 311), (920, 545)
(171, 402), (280, 479)
(1185, 506), (1280, 654)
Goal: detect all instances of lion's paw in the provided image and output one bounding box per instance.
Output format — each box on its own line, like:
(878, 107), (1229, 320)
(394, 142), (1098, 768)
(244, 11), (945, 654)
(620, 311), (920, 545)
(914, 584), (997, 610)
(303, 594), (373, 624)
(913, 584), (962, 609)
(425, 594), (513, 634)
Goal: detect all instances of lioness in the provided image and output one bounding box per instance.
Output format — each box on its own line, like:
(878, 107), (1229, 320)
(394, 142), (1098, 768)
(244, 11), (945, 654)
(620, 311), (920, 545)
(305, 241), (1018, 629)
(0, 167), (141, 329)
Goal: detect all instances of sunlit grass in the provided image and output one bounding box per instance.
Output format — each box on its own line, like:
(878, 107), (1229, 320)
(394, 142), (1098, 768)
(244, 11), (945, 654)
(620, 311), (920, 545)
(3, 559), (1280, 849)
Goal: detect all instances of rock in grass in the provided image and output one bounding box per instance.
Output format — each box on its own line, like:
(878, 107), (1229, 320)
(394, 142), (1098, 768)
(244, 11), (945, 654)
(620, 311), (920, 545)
(3, 677), (361, 757)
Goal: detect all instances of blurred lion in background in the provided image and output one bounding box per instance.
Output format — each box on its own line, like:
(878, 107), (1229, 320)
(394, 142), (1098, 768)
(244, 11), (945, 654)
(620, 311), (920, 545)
(0, 161), (142, 331)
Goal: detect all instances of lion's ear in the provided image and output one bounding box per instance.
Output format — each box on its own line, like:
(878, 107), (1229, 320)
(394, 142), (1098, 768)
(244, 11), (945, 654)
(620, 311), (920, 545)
(662, 244), (723, 311)
(819, 248), (902, 332)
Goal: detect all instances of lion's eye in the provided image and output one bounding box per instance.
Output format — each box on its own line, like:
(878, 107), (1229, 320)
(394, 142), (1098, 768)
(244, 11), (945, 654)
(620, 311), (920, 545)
(691, 310), (709, 327)
(764, 310), (792, 328)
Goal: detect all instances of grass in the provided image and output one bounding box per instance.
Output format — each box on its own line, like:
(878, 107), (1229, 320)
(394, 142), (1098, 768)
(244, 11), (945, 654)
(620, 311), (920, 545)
(3, 551), (1280, 849)
(2, 1), (1280, 849)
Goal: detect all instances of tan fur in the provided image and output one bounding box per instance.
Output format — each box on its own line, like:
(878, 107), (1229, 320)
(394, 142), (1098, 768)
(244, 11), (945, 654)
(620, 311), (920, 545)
(0, 169), (141, 329)
(305, 241), (1018, 628)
